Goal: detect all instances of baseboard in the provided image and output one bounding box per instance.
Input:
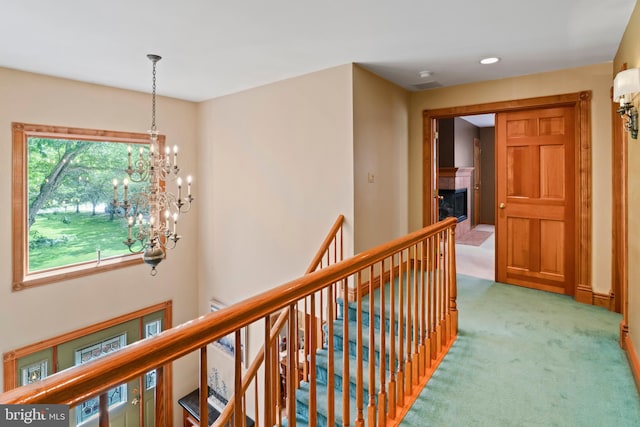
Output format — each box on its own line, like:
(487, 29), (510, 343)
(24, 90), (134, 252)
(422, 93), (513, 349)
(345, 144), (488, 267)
(623, 333), (640, 394)
(575, 284), (593, 305)
(592, 292), (614, 310)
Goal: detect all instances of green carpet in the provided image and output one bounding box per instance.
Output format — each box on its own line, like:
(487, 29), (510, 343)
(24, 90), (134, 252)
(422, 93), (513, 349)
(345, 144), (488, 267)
(400, 275), (640, 427)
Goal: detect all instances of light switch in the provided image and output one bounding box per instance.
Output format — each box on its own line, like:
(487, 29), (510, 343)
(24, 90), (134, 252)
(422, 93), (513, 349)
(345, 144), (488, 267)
(368, 173), (375, 183)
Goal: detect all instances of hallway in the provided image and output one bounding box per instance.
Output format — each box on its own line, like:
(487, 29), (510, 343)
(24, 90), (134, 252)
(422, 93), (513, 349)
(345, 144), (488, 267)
(455, 224), (495, 281)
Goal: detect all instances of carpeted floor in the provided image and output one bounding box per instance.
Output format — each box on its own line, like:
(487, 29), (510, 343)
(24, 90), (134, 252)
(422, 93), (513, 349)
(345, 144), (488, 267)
(400, 275), (640, 427)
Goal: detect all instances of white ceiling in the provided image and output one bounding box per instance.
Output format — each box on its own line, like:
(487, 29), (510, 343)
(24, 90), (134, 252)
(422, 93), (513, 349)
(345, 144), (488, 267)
(0, 1), (636, 102)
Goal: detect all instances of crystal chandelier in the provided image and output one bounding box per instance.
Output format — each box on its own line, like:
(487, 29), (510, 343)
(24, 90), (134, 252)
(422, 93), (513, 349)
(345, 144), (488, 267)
(112, 54), (194, 275)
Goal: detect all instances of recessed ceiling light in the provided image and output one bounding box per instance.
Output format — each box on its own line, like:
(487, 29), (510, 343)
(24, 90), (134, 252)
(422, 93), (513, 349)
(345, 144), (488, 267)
(419, 70), (433, 78)
(480, 57), (500, 65)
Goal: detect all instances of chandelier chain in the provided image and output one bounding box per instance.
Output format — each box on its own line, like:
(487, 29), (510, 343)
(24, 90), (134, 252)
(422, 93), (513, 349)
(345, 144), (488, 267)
(151, 60), (157, 132)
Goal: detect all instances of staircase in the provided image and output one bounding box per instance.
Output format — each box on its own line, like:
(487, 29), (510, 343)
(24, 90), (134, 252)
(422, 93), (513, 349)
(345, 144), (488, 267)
(294, 272), (432, 426)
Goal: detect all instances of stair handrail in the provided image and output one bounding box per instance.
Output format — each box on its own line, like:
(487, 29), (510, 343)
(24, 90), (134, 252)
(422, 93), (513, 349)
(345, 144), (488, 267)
(214, 214), (345, 425)
(0, 217), (457, 426)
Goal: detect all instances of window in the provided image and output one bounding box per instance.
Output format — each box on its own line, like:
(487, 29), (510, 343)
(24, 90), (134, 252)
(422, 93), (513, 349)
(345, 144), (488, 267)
(21, 359), (48, 385)
(12, 122), (165, 290)
(144, 319), (162, 389)
(74, 335), (128, 425)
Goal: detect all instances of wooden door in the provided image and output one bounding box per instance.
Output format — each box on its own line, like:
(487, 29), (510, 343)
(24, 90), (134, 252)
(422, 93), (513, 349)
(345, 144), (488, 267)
(496, 106), (575, 295)
(473, 137), (482, 226)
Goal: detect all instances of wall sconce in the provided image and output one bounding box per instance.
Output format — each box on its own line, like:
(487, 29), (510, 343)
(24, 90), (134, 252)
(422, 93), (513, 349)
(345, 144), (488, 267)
(613, 68), (640, 139)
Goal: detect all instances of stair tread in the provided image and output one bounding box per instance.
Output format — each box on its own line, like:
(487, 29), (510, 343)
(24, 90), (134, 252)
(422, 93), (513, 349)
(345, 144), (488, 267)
(295, 381), (372, 426)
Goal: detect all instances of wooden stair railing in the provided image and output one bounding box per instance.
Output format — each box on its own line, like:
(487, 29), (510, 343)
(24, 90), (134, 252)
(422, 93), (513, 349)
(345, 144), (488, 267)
(215, 214), (345, 426)
(0, 216), (458, 427)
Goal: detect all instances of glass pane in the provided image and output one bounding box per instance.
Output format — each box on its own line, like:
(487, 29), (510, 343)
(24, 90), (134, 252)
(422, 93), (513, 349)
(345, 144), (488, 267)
(27, 137), (148, 272)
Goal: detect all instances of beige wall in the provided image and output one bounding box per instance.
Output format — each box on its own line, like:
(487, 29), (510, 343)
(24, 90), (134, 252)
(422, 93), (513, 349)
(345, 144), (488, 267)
(196, 65), (355, 403)
(0, 67), (200, 425)
(614, 2), (640, 355)
(353, 65), (409, 252)
(408, 62), (614, 295)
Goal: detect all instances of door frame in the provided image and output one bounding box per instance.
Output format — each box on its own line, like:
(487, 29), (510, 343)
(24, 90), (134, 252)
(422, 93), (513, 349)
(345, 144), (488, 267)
(422, 91), (593, 302)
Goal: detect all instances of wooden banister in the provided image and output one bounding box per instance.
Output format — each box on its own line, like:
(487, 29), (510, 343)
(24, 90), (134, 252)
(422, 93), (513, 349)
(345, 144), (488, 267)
(0, 216), (458, 427)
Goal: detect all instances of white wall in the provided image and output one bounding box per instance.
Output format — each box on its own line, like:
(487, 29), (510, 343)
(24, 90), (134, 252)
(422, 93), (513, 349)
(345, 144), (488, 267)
(408, 63), (613, 295)
(0, 67), (200, 425)
(353, 65), (409, 252)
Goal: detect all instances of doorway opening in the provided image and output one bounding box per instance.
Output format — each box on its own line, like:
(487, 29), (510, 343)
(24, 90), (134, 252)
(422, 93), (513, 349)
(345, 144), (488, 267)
(423, 92), (593, 302)
(436, 114), (496, 281)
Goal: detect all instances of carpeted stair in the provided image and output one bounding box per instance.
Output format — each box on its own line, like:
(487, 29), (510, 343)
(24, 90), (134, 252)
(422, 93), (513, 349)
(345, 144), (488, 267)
(293, 276), (412, 426)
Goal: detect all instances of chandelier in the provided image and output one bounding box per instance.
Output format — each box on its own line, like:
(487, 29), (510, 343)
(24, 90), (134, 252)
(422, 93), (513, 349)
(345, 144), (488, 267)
(111, 54), (194, 275)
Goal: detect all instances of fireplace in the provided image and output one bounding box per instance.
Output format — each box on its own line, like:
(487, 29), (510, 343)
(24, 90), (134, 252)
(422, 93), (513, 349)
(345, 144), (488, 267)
(439, 188), (468, 222)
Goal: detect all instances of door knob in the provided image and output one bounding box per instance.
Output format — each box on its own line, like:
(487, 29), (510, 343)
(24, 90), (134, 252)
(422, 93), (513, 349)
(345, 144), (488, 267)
(499, 203), (506, 209)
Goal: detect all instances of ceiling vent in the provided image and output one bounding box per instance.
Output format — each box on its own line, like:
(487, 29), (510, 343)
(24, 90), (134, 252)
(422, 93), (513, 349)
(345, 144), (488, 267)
(413, 81), (443, 91)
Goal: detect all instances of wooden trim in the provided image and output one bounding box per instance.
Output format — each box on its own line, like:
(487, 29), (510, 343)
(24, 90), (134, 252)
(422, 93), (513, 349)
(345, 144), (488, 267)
(592, 292), (614, 310)
(577, 91), (592, 300)
(623, 333), (640, 393)
(3, 300), (173, 421)
(612, 65), (628, 315)
(11, 122), (166, 291)
(3, 301), (171, 362)
(423, 92), (592, 300)
(575, 285), (593, 305)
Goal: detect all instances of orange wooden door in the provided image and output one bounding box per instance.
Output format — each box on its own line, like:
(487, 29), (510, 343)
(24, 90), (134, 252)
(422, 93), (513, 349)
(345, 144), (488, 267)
(496, 106), (575, 295)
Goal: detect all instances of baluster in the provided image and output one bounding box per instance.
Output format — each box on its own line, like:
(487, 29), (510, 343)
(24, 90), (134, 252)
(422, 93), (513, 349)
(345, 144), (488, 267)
(367, 264), (376, 426)
(405, 248), (413, 396)
(287, 305), (297, 427)
(156, 366), (165, 427)
(436, 233), (443, 356)
(355, 271), (364, 427)
(327, 283), (335, 426)
(200, 347), (209, 427)
(342, 277), (351, 426)
(309, 293), (317, 427)
(412, 244), (419, 386)
(442, 230), (450, 344)
(388, 253), (397, 419)
(378, 259), (387, 426)
(433, 233), (440, 359)
(419, 239), (427, 376)
(426, 236), (433, 368)
(397, 250), (405, 406)
(254, 380), (259, 427)
(275, 339), (283, 427)
(99, 393), (109, 427)
(264, 315), (272, 425)
(448, 225), (458, 337)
